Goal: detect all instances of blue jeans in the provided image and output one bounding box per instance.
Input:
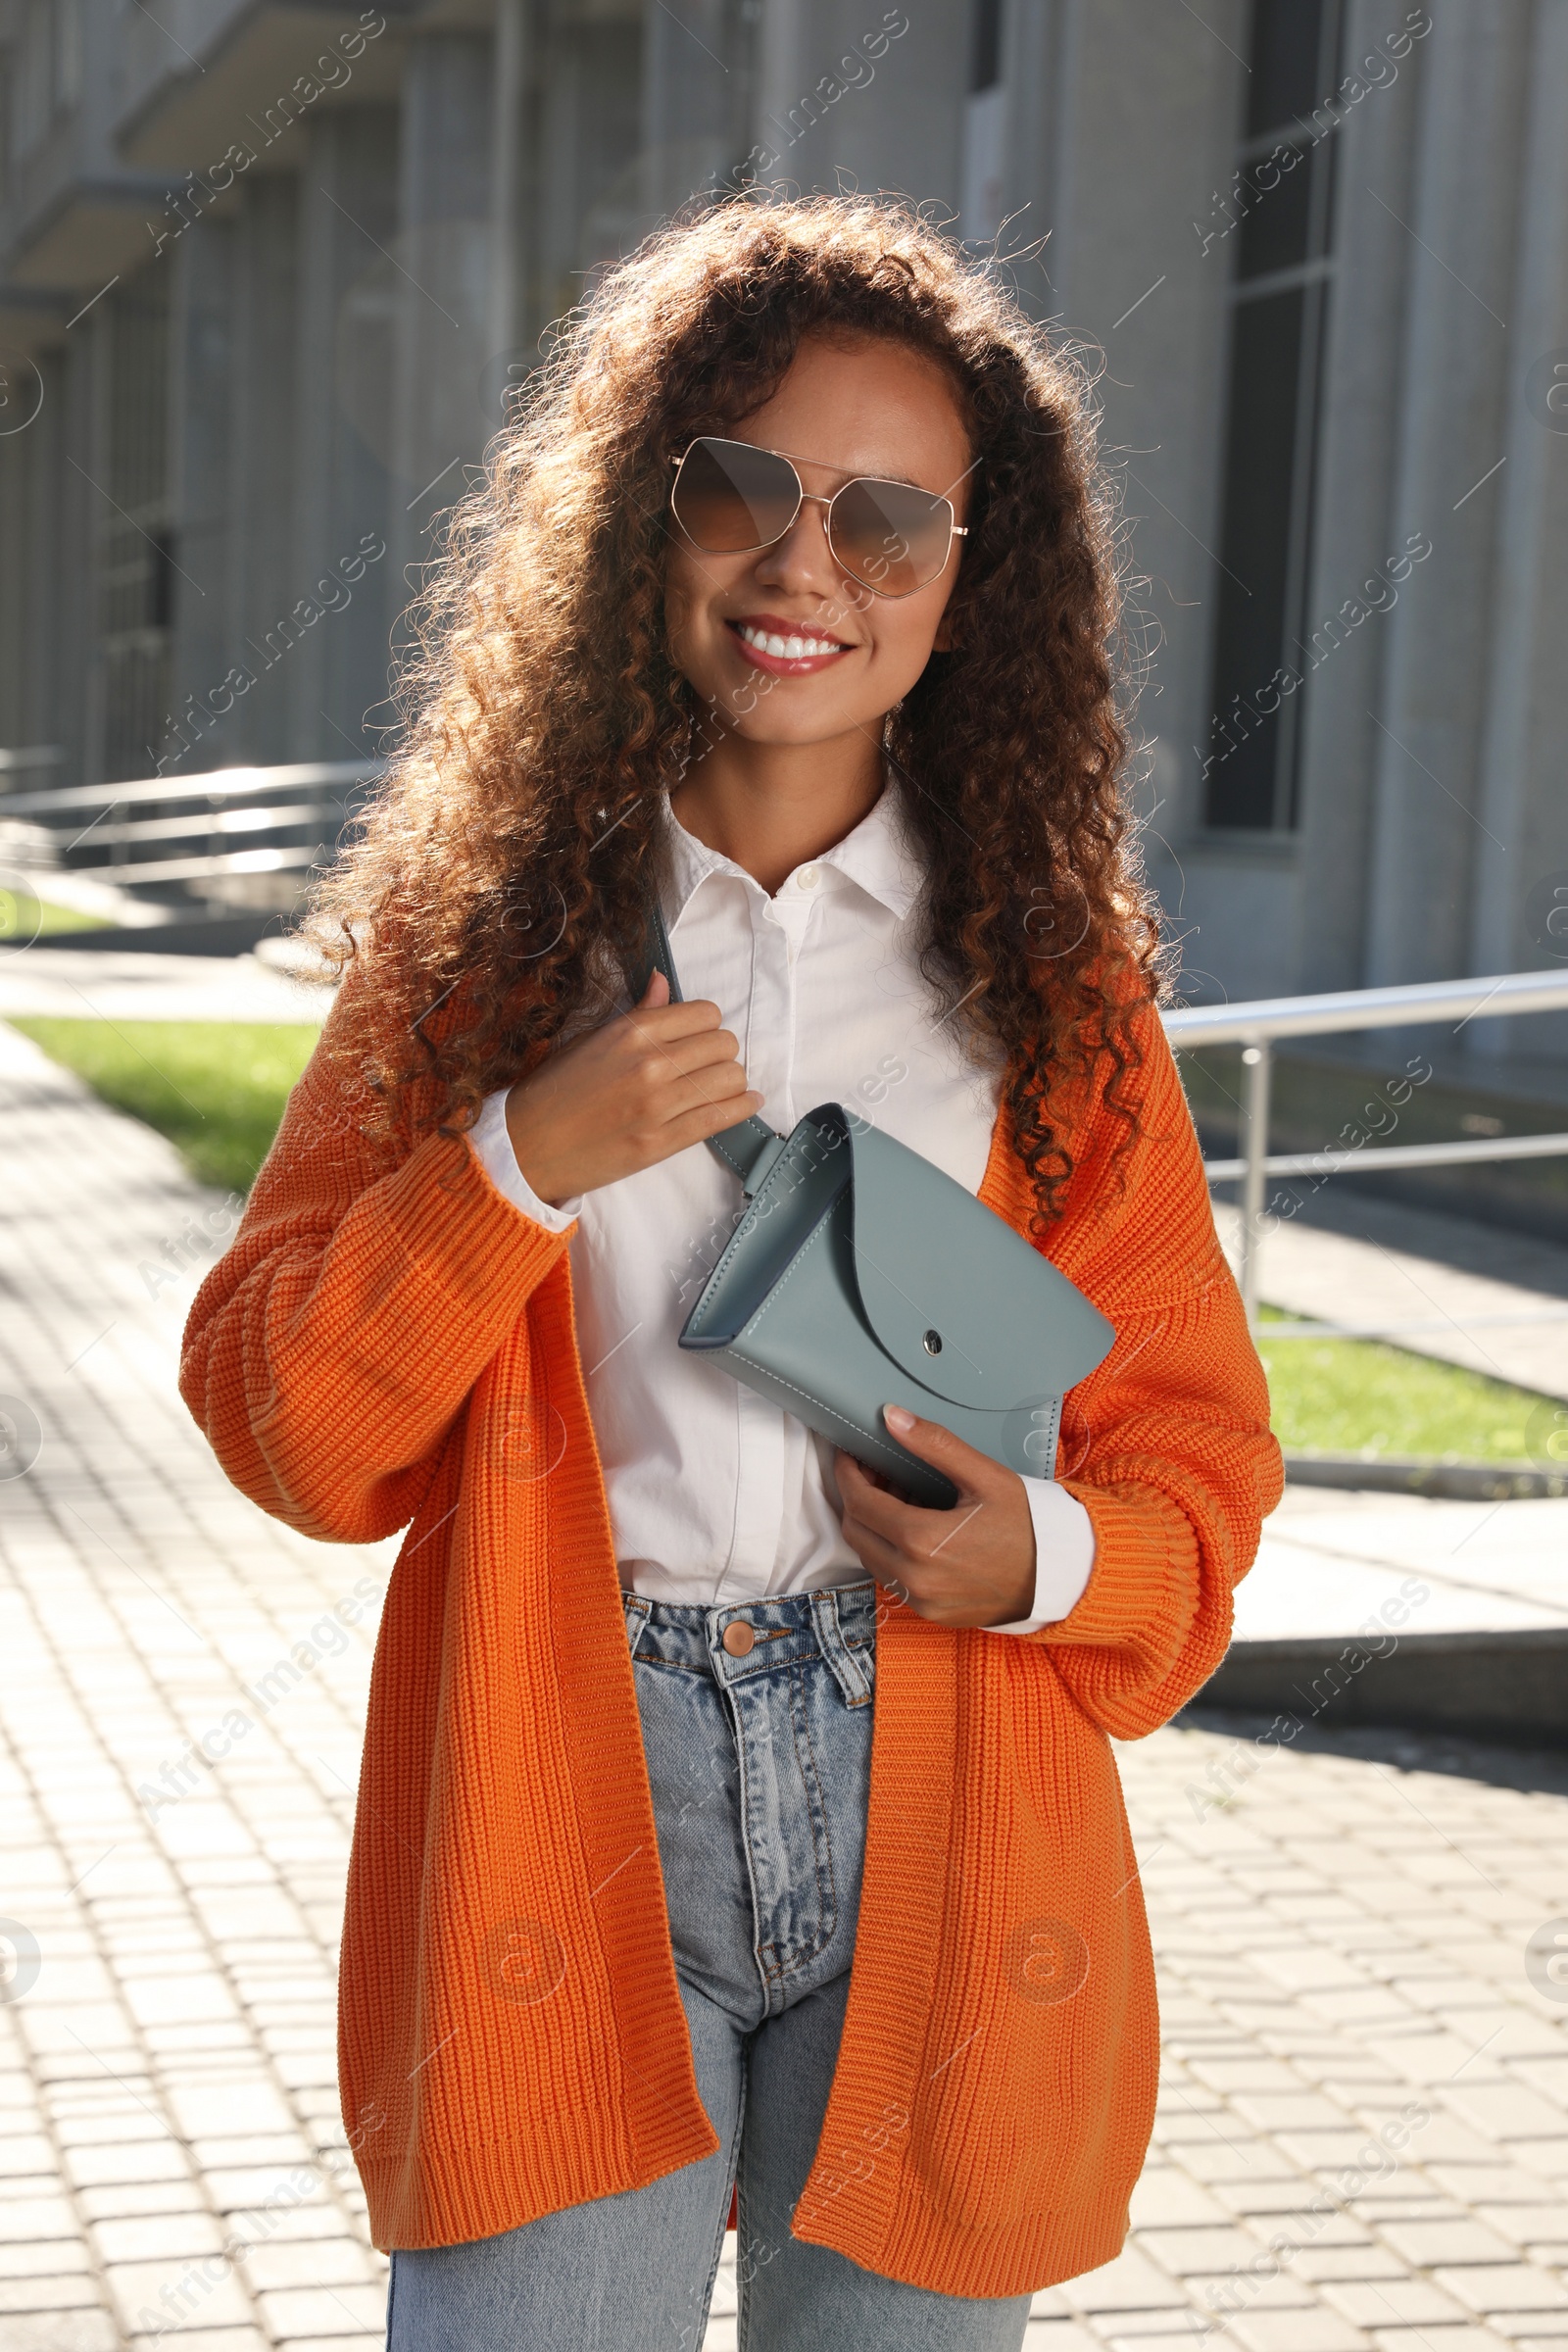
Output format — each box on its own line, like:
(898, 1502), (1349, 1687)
(387, 1580), (1034, 2350)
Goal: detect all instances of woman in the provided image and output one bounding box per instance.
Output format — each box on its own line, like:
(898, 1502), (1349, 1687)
(182, 196), (1280, 2350)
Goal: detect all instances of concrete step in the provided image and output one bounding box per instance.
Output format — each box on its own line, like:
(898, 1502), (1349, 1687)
(1202, 1486), (1568, 1749)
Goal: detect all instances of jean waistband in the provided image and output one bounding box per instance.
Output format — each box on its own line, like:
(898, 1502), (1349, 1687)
(621, 1579), (877, 1710)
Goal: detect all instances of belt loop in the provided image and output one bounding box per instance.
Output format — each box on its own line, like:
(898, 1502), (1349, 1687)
(810, 1588), (873, 1709)
(622, 1591), (652, 1659)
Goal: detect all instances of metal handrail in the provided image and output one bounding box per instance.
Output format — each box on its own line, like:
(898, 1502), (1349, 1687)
(1201, 1132), (1568, 1180)
(1161, 966), (1568, 1326)
(51, 802), (340, 851)
(1260, 1307), (1568, 1342)
(0, 760), (378, 908)
(1164, 967), (1568, 1045)
(60, 845), (324, 888)
(0, 760), (374, 820)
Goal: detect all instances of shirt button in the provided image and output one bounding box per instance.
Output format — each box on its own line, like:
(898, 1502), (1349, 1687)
(722, 1621), (756, 1656)
(797, 866), (819, 890)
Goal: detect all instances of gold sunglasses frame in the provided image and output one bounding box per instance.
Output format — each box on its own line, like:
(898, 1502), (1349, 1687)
(668, 435), (969, 601)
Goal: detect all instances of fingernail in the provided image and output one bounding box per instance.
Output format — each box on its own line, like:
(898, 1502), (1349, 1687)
(883, 1403), (914, 1433)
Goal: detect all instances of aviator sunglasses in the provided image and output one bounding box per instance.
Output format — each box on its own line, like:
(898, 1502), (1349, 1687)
(669, 435), (970, 599)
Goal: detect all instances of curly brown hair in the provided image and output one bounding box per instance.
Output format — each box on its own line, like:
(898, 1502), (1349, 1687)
(309, 192), (1159, 1227)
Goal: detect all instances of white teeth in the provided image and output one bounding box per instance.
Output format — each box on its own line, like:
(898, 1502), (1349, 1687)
(735, 620), (843, 660)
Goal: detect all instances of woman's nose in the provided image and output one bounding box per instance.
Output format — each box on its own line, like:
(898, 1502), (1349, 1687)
(753, 497), (841, 598)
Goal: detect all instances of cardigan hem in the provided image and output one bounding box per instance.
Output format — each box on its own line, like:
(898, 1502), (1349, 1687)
(789, 2195), (1134, 2302)
(358, 2109), (721, 2254)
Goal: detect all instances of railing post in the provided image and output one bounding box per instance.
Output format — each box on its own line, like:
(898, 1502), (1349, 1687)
(1238, 1041), (1272, 1333)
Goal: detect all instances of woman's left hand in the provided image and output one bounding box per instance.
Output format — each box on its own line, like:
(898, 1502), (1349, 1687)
(835, 1405), (1036, 1629)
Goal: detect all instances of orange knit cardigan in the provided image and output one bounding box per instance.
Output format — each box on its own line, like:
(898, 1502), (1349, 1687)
(180, 973), (1281, 2301)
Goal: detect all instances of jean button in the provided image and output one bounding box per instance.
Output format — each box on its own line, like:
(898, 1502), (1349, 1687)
(722, 1621), (756, 1657)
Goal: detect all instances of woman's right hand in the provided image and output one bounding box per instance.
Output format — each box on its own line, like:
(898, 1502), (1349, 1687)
(504, 970), (763, 1205)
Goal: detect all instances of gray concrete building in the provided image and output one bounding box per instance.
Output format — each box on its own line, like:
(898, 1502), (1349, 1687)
(1, 0), (1566, 1075)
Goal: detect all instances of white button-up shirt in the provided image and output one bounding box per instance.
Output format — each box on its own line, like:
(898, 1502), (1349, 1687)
(469, 786), (1094, 1633)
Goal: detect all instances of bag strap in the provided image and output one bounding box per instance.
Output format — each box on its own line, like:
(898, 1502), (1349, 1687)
(642, 900), (787, 1196)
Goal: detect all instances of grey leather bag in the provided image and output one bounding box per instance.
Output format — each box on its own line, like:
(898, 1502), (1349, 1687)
(645, 906), (1115, 1510)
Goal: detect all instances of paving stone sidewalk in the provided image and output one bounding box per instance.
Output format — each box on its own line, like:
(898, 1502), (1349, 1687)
(3, 1017), (1567, 2352)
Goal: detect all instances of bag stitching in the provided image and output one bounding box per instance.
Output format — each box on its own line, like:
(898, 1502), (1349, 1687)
(708, 1127), (756, 1184)
(743, 1193), (839, 1333)
(690, 1106), (854, 1332)
(682, 1134), (820, 1334)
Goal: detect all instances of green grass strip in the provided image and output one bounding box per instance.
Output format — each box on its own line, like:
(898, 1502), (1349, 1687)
(1257, 1305), (1552, 1465)
(35, 903), (113, 934)
(12, 1016), (318, 1195)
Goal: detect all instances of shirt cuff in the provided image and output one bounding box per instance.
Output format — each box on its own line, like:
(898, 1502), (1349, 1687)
(981, 1478), (1097, 1635)
(467, 1087), (581, 1234)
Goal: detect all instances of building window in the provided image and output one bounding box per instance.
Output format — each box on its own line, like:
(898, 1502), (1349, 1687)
(1202, 0), (1344, 831)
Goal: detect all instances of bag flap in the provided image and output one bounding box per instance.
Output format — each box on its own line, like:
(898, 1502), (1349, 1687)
(820, 1106), (1115, 1410)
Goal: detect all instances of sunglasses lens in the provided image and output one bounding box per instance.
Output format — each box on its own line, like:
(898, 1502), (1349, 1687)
(830, 479), (953, 596)
(672, 438), (800, 552)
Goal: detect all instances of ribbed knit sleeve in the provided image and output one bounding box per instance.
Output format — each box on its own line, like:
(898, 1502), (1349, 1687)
(1029, 1003), (1283, 1738)
(179, 978), (570, 1546)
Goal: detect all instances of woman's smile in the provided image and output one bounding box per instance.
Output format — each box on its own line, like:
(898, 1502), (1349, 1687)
(725, 611), (855, 674)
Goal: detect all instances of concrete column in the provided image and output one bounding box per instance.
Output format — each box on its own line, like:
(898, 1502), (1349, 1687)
(167, 217), (236, 767)
(1001, 0), (1084, 316)
(45, 342), (91, 787)
(488, 0), (530, 387)
(1467, 0), (1568, 1067)
(0, 342), (64, 764)
(1291, 0), (1429, 993)
(1362, 0), (1532, 989)
(535, 10), (642, 330)
(754, 0), (966, 208)
(641, 0), (737, 212)
(75, 303), (112, 787)
(290, 105), (399, 763)
(756, 0), (809, 168)
(227, 174), (299, 765)
(390, 36), (495, 592)
(0, 424), (24, 756)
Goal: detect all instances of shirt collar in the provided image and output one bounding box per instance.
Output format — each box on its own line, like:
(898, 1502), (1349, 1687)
(660, 775), (923, 927)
